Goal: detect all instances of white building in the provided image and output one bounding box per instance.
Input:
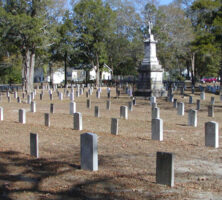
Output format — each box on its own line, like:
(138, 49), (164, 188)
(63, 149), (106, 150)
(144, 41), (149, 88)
(89, 64), (112, 80)
(35, 64), (112, 84)
(48, 68), (65, 84)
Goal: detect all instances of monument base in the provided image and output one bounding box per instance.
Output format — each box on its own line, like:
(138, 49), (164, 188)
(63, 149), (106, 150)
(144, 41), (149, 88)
(135, 79), (167, 97)
(134, 89), (152, 97)
(134, 89), (167, 97)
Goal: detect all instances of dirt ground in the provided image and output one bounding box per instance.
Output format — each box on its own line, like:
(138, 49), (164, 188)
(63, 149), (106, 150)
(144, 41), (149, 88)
(0, 87), (222, 200)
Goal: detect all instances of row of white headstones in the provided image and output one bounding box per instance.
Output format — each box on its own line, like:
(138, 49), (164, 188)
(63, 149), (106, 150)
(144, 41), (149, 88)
(0, 87), (221, 187)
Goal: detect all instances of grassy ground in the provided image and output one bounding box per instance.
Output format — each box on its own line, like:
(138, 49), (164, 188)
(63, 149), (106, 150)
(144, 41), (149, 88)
(0, 87), (222, 200)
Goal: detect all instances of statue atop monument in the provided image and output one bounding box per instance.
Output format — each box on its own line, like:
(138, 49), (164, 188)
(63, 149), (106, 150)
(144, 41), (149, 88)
(135, 21), (166, 97)
(148, 21), (153, 35)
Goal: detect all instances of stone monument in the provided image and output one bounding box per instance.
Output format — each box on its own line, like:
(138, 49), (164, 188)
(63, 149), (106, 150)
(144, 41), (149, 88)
(135, 22), (165, 97)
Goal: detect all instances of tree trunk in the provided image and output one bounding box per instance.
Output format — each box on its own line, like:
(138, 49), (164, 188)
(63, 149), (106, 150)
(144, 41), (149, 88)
(49, 63), (53, 87)
(95, 53), (100, 87)
(64, 51), (67, 87)
(85, 70), (89, 84)
(186, 61), (190, 80)
(220, 62), (222, 95)
(22, 49), (35, 93)
(220, 46), (222, 94)
(191, 52), (195, 86)
(96, 66), (100, 87)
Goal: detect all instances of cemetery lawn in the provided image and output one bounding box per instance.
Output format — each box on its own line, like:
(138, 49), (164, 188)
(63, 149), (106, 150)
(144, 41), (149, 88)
(0, 88), (222, 199)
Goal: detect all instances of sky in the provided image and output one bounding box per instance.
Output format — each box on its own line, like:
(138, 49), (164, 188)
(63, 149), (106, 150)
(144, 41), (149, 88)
(159, 0), (174, 5)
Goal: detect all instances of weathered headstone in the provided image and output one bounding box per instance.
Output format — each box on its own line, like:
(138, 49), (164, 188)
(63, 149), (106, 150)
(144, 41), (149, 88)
(30, 133), (39, 158)
(192, 87), (195, 94)
(50, 103), (54, 114)
(150, 96), (156, 104)
(120, 106), (128, 120)
(48, 89), (52, 95)
(31, 92), (35, 100)
(152, 107), (160, 119)
(210, 96), (215, 105)
(128, 101), (133, 111)
(17, 97), (21, 103)
(89, 88), (92, 96)
(81, 133), (98, 171)
(208, 105), (214, 117)
(73, 112), (82, 130)
(156, 152), (174, 187)
(76, 90), (79, 98)
(132, 97), (136, 105)
(0, 107), (3, 121)
(44, 113), (50, 127)
(152, 102), (157, 110)
(70, 102), (76, 115)
(180, 87), (184, 95)
(107, 88), (111, 98)
(30, 101), (36, 113)
(96, 90), (100, 99)
(66, 90), (70, 97)
(86, 92), (89, 98)
(14, 91), (17, 99)
(200, 92), (205, 100)
(106, 100), (111, 110)
(177, 102), (184, 116)
(111, 118), (118, 135)
(189, 96), (193, 104)
(87, 99), (91, 109)
(59, 92), (63, 100)
(173, 99), (177, 108)
(40, 93), (43, 100)
(205, 121), (219, 148)
(168, 94), (174, 102)
(152, 118), (163, 141)
(70, 92), (75, 101)
(27, 95), (31, 104)
(80, 88), (83, 96)
(19, 109), (26, 124)
(196, 99), (201, 110)
(188, 109), (197, 127)
(49, 93), (53, 101)
(94, 106), (100, 117)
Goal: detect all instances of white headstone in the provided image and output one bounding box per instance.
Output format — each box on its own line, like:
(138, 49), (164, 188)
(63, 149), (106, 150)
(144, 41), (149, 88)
(81, 133), (98, 171)
(70, 102), (76, 115)
(73, 112), (82, 130)
(30, 133), (39, 158)
(0, 107), (3, 121)
(177, 102), (184, 116)
(152, 118), (163, 141)
(205, 121), (219, 148)
(188, 109), (197, 127)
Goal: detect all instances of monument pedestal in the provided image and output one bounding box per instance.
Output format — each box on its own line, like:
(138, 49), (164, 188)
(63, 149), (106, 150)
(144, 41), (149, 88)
(136, 65), (166, 97)
(135, 22), (166, 97)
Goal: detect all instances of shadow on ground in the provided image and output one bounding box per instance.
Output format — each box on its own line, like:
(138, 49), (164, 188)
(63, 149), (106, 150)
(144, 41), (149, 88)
(0, 151), (159, 200)
(0, 151), (130, 200)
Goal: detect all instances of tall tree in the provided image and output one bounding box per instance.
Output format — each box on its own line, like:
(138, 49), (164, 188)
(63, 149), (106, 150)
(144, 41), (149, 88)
(0, 0), (52, 92)
(50, 11), (76, 87)
(73, 0), (116, 86)
(190, 0), (222, 86)
(105, 0), (144, 76)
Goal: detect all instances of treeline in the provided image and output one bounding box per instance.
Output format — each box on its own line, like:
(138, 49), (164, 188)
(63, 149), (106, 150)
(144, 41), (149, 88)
(0, 0), (221, 91)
